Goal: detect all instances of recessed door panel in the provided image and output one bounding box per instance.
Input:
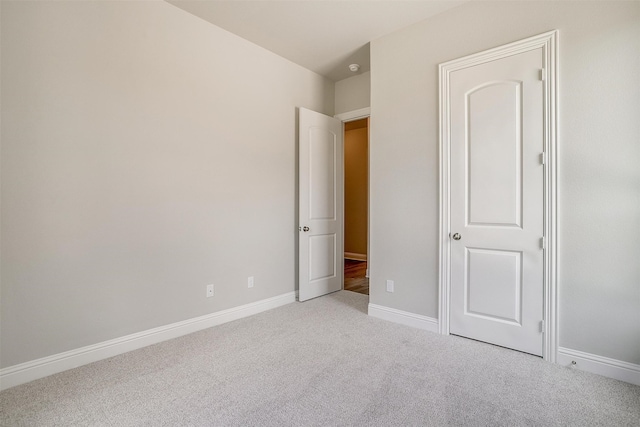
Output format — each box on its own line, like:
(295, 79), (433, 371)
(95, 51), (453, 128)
(309, 128), (336, 221)
(465, 248), (522, 324)
(467, 82), (522, 227)
(309, 234), (337, 282)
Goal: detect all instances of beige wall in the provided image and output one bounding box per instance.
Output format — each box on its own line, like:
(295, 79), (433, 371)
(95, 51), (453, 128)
(344, 120), (368, 257)
(335, 72), (371, 115)
(0, 0), (334, 368)
(370, 1), (640, 364)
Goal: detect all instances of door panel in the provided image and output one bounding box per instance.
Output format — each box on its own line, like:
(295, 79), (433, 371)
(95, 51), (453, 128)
(450, 49), (544, 356)
(309, 234), (337, 282)
(465, 248), (522, 324)
(299, 108), (343, 302)
(467, 81), (522, 227)
(309, 128), (337, 220)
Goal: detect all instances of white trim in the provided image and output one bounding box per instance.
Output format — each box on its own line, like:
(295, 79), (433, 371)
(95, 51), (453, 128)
(557, 347), (640, 386)
(344, 252), (367, 261)
(334, 107), (370, 122)
(0, 291), (296, 391)
(368, 304), (439, 334)
(438, 30), (559, 362)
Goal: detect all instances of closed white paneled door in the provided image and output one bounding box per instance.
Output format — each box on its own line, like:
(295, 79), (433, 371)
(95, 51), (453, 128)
(298, 108), (344, 302)
(449, 49), (545, 356)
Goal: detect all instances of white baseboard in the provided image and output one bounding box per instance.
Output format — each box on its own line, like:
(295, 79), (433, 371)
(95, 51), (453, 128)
(344, 252), (367, 261)
(557, 347), (640, 386)
(368, 303), (439, 334)
(0, 291), (296, 391)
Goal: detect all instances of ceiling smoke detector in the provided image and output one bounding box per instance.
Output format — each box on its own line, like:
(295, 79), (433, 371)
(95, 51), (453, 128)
(348, 64), (360, 72)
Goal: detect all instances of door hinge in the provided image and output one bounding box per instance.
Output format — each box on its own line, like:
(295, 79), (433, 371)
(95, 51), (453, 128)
(540, 320), (545, 333)
(540, 152), (546, 165)
(540, 237), (545, 250)
(539, 69), (545, 81)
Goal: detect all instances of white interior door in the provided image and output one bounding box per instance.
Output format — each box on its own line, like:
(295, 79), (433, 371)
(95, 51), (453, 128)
(449, 48), (544, 356)
(298, 108), (343, 302)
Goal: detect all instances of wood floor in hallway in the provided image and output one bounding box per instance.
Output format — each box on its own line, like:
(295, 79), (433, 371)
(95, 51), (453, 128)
(344, 259), (368, 295)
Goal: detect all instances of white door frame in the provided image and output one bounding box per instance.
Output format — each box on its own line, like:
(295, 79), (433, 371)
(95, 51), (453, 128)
(438, 31), (559, 362)
(335, 107), (370, 123)
(335, 107), (371, 281)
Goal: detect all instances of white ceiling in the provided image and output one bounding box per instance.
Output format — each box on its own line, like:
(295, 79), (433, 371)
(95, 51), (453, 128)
(167, 1), (465, 81)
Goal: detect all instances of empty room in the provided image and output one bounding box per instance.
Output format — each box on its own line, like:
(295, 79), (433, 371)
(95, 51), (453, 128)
(1, 0), (638, 425)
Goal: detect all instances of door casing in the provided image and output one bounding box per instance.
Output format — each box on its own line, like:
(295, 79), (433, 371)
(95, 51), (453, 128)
(438, 31), (559, 362)
(336, 108), (371, 279)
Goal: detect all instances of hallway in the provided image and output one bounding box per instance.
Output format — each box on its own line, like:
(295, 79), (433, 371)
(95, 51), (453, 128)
(344, 259), (368, 295)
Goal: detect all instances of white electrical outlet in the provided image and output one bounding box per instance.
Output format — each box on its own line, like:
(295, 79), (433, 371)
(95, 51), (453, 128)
(206, 284), (214, 298)
(386, 279), (394, 293)
(248, 276), (254, 288)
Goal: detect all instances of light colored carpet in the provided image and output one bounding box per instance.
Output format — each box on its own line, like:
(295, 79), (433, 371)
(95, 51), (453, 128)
(1, 291), (639, 426)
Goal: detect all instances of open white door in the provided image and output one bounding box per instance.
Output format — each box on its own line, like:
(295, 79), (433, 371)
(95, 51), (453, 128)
(298, 108), (343, 301)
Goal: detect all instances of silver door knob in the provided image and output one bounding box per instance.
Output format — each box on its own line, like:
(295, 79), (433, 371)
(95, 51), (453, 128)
(452, 233), (461, 241)
(302, 226), (310, 232)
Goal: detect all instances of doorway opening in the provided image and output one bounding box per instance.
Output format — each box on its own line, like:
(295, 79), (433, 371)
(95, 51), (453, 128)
(343, 118), (369, 296)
